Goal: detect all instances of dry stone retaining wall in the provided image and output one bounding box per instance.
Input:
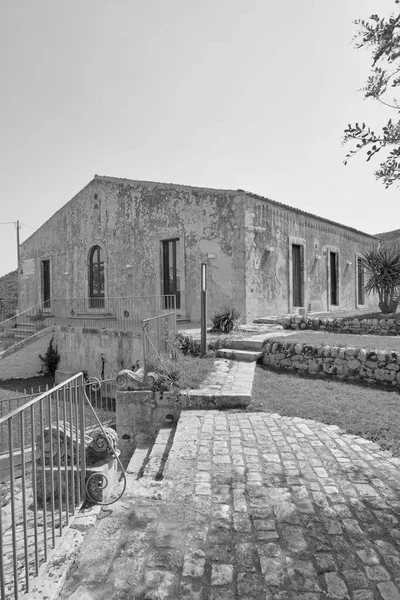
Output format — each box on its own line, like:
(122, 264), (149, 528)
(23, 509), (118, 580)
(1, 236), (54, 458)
(262, 339), (400, 388)
(280, 315), (400, 336)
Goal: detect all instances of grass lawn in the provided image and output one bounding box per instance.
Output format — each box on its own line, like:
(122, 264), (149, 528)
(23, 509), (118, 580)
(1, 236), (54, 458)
(275, 330), (400, 352)
(174, 354), (216, 389)
(251, 365), (400, 457)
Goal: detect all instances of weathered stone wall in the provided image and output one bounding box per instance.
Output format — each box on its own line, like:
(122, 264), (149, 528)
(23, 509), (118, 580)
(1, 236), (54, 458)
(244, 195), (378, 321)
(54, 326), (143, 383)
(262, 339), (400, 388)
(19, 177), (246, 322)
(280, 315), (400, 336)
(116, 389), (180, 460)
(19, 176), (379, 325)
(0, 328), (54, 380)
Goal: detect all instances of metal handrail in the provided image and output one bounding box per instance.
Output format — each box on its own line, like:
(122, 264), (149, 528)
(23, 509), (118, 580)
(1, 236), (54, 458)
(0, 373), (87, 599)
(0, 297), (177, 352)
(143, 311), (177, 377)
(0, 374), (79, 426)
(143, 311), (176, 323)
(0, 302), (48, 328)
(52, 295), (175, 301)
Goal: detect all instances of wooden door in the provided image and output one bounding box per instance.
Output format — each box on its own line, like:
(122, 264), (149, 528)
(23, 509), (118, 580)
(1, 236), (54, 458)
(330, 252), (339, 306)
(292, 245), (303, 307)
(162, 239), (181, 310)
(41, 260), (51, 308)
(357, 257), (365, 305)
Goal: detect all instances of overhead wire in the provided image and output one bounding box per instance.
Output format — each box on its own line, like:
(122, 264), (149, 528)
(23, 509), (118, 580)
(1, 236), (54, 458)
(20, 223), (37, 231)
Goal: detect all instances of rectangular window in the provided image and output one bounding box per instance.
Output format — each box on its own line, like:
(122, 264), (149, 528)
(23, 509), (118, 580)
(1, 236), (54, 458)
(162, 239), (181, 310)
(357, 257), (365, 305)
(330, 252), (339, 306)
(292, 244), (303, 307)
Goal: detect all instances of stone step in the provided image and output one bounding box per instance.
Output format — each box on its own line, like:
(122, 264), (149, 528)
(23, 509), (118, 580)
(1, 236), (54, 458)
(72, 313), (117, 320)
(253, 316), (285, 324)
(227, 338), (265, 351)
(13, 330), (34, 340)
(216, 348), (263, 362)
(183, 389), (252, 408)
(142, 427), (174, 480)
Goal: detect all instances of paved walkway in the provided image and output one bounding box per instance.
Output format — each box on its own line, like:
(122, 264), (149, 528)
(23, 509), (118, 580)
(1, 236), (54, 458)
(185, 359), (256, 406)
(60, 410), (400, 600)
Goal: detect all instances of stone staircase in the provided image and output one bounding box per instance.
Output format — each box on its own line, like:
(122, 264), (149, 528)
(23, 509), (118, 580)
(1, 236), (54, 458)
(215, 334), (269, 363)
(12, 322), (38, 340)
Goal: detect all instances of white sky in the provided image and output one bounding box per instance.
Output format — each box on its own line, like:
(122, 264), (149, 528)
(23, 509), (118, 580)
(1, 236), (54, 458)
(0, 0), (399, 278)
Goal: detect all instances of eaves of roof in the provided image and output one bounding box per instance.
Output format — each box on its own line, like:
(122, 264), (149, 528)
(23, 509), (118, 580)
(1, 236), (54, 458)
(23, 175), (380, 246)
(244, 191), (380, 240)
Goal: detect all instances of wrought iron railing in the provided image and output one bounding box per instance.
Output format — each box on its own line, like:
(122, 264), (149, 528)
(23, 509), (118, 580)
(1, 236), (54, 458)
(143, 312), (177, 376)
(53, 295), (176, 333)
(84, 376), (116, 429)
(0, 300), (17, 324)
(0, 377), (115, 458)
(0, 387), (55, 456)
(0, 373), (93, 599)
(0, 304), (54, 351)
(0, 296), (176, 350)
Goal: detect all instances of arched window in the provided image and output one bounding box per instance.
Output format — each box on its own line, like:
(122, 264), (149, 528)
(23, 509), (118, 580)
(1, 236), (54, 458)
(89, 245), (105, 308)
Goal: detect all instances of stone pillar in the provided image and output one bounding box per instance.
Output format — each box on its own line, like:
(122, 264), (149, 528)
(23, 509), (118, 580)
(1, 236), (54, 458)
(115, 390), (156, 461)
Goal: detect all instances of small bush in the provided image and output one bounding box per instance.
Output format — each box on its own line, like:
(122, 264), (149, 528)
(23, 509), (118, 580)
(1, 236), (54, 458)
(209, 305), (242, 333)
(39, 338), (60, 377)
(172, 331), (202, 356)
(147, 350), (214, 402)
(169, 331), (231, 357)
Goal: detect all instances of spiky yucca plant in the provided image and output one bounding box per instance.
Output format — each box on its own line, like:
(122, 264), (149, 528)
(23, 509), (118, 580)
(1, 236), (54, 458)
(362, 246), (400, 314)
(209, 306), (242, 333)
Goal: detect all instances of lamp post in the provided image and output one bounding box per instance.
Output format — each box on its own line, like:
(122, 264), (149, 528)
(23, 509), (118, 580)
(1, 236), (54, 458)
(200, 263), (207, 356)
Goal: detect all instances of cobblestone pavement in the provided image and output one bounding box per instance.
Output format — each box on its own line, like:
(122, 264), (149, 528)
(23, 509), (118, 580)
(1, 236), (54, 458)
(62, 410), (400, 600)
(187, 359), (255, 397)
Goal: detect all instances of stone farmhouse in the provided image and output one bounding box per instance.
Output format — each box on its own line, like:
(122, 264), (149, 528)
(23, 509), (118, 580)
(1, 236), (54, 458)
(19, 175), (379, 323)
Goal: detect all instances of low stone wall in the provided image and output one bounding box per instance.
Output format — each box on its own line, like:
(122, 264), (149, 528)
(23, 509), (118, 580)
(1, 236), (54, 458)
(279, 315), (400, 336)
(55, 326), (143, 383)
(262, 339), (400, 388)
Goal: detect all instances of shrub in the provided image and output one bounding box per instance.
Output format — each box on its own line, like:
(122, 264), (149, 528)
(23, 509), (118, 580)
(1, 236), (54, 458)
(147, 351), (214, 402)
(172, 331), (202, 356)
(362, 246), (400, 314)
(209, 305), (242, 333)
(39, 338), (61, 377)
(169, 331), (231, 357)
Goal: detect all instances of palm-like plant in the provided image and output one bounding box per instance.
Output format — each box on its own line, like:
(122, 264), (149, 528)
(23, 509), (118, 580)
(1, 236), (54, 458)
(209, 306), (242, 333)
(362, 246), (400, 314)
